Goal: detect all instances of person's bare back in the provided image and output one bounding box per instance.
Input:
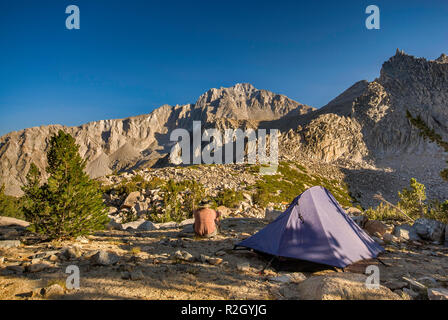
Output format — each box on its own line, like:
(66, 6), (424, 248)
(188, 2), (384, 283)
(193, 207), (220, 237)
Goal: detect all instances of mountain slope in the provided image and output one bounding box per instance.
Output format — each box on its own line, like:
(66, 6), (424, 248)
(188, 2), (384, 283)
(298, 50), (448, 160)
(290, 50), (448, 204)
(0, 84), (313, 196)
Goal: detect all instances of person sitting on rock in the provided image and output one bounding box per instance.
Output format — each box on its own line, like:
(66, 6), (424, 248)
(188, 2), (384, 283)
(193, 206), (221, 238)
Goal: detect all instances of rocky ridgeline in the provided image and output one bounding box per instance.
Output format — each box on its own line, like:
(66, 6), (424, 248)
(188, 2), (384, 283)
(0, 84), (312, 197)
(1, 52), (447, 209)
(298, 50), (448, 162)
(289, 51), (448, 205)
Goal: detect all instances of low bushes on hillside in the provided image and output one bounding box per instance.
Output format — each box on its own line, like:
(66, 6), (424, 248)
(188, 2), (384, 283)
(365, 178), (448, 224)
(251, 162), (353, 208)
(102, 174), (165, 197)
(0, 185), (25, 220)
(147, 179), (205, 223)
(214, 189), (244, 209)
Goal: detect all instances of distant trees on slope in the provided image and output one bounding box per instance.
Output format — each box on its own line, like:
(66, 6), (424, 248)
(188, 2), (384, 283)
(406, 110), (448, 181)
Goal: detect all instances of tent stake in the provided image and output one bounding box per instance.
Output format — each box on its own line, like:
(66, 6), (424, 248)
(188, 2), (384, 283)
(377, 257), (388, 266)
(260, 256), (276, 275)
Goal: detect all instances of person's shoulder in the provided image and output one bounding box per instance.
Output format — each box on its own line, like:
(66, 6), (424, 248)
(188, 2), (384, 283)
(195, 207), (216, 216)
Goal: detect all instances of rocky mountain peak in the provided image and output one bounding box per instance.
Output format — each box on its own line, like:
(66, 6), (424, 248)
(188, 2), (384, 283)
(198, 83), (256, 101)
(193, 83), (313, 122)
(1, 53), (447, 208)
(395, 48), (406, 56)
(379, 51), (448, 99)
(435, 53), (448, 64)
(231, 82), (257, 93)
(0, 83), (314, 196)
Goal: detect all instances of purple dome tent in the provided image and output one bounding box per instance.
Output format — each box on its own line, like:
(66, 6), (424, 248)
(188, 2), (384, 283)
(236, 186), (384, 268)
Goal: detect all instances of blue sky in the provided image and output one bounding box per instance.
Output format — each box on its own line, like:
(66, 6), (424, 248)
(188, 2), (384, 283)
(0, 0), (447, 136)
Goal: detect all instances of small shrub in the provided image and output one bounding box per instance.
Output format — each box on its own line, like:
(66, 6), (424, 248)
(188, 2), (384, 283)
(364, 203), (404, 222)
(119, 209), (138, 224)
(129, 247), (141, 255)
(366, 179), (447, 224)
(215, 189), (244, 208)
(427, 199), (448, 224)
(102, 175), (166, 197)
(147, 180), (205, 223)
(398, 178), (427, 219)
(46, 278), (67, 290)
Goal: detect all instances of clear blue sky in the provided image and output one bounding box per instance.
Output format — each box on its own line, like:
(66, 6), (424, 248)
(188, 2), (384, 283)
(1, 0), (447, 136)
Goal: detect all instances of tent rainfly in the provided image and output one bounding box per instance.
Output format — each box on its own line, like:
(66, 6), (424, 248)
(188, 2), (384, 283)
(236, 186), (384, 268)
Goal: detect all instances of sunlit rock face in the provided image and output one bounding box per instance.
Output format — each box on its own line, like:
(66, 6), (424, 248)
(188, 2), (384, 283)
(0, 84), (313, 196)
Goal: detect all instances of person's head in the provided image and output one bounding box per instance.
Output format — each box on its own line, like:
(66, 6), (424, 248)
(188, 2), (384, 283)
(194, 206), (215, 215)
(196, 200), (213, 212)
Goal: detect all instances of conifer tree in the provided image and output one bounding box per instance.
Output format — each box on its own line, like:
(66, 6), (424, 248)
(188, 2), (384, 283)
(22, 130), (108, 239)
(398, 178), (427, 218)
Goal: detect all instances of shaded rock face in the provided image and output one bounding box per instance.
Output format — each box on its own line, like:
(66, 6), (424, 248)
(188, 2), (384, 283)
(299, 51), (448, 163)
(293, 51), (448, 205)
(0, 84), (313, 196)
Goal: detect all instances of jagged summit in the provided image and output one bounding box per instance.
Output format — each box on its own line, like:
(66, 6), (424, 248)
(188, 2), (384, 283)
(229, 82), (257, 93)
(435, 53), (448, 64)
(395, 48), (406, 56)
(0, 83), (313, 196)
(200, 83), (256, 99)
(192, 83), (313, 122)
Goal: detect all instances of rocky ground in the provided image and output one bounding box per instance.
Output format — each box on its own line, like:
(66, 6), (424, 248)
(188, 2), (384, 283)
(1, 160), (447, 300)
(1, 213), (447, 300)
(100, 162), (354, 227)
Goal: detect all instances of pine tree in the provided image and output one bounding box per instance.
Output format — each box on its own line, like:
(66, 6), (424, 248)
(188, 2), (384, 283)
(22, 130), (108, 239)
(406, 111), (448, 182)
(398, 178), (427, 218)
